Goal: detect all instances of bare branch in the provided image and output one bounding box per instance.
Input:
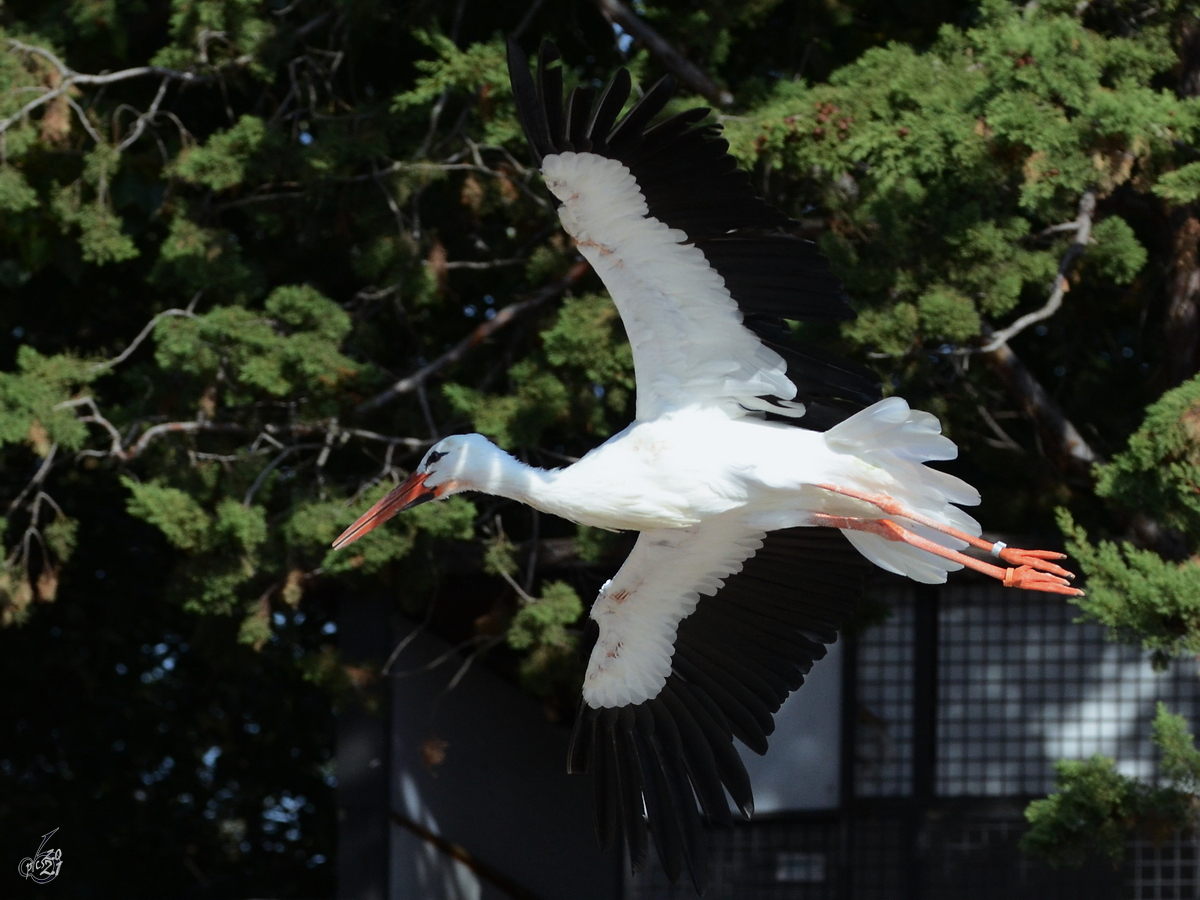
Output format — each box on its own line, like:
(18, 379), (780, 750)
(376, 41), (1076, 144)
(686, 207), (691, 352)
(78, 404), (126, 457)
(124, 420), (245, 459)
(441, 634), (506, 694)
(6, 444), (58, 518)
(244, 442), (323, 506)
(594, 0), (734, 107)
(64, 94), (104, 144)
(980, 192), (1095, 352)
(974, 404), (1027, 454)
(443, 258), (525, 271)
(980, 330), (1103, 479)
(355, 259), (590, 414)
(2, 39), (250, 136)
(89, 306), (197, 373)
(116, 77), (171, 152)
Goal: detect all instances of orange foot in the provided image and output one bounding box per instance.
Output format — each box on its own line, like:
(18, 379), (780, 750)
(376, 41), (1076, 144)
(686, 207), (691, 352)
(995, 547), (1074, 581)
(1003, 565), (1084, 596)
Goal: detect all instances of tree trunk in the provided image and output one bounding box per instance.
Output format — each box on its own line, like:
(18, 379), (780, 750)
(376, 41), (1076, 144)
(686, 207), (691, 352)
(1164, 24), (1200, 386)
(1164, 212), (1200, 386)
(980, 340), (1103, 482)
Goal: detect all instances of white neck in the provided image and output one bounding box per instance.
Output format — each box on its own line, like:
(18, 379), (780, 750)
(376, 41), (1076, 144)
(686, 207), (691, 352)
(458, 441), (564, 513)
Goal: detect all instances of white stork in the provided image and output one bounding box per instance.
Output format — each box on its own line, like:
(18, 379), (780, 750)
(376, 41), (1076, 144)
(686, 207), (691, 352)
(334, 40), (1081, 891)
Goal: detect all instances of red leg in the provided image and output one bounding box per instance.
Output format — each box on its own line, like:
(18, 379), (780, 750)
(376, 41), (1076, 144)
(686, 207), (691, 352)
(814, 483), (1074, 581)
(811, 514), (1084, 597)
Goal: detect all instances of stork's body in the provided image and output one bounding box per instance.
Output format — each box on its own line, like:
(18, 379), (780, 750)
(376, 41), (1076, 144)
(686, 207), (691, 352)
(447, 404), (952, 537)
(334, 40), (1081, 893)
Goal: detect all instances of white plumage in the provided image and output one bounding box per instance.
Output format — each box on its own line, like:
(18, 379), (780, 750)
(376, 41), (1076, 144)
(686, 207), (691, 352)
(332, 40), (1082, 893)
(544, 151), (800, 421)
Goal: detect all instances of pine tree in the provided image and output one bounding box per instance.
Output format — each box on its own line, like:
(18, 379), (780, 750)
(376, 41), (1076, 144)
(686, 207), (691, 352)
(5, 0), (1200, 888)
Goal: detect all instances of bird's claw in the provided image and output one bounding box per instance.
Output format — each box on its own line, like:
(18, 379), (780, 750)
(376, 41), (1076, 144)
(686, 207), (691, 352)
(997, 547), (1074, 579)
(1002, 565), (1085, 596)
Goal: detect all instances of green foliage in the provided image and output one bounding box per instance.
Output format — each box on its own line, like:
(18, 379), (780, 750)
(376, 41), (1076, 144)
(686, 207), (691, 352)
(407, 495), (478, 541)
(1022, 757), (1142, 865)
(152, 0), (273, 73)
(1022, 705), (1200, 867)
(170, 115), (269, 191)
(1154, 161), (1200, 203)
(392, 32), (522, 148)
(1057, 375), (1200, 661)
(917, 286), (981, 342)
(1154, 703), (1200, 793)
(0, 165), (38, 212)
(843, 302), (920, 357)
(122, 477), (215, 552)
(153, 285), (360, 402)
(0, 347), (95, 450)
(575, 525), (620, 563)
(1086, 216), (1147, 286)
(445, 360), (572, 449)
(1094, 374), (1200, 536)
(50, 145), (139, 264)
(444, 293), (636, 447)
(238, 600), (272, 650)
(149, 214), (261, 297)
(482, 528), (519, 578)
(41, 515), (78, 560)
(506, 580), (584, 697)
(1060, 509), (1200, 661)
(1044, 372), (1200, 863)
(728, 1), (1182, 365)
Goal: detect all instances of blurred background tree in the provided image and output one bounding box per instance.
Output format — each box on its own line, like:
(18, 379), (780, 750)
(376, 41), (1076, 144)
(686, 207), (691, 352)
(4, 0), (1200, 893)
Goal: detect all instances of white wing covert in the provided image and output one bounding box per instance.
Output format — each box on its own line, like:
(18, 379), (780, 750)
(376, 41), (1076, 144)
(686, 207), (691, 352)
(506, 39), (880, 893)
(508, 40), (880, 431)
(581, 519), (768, 710)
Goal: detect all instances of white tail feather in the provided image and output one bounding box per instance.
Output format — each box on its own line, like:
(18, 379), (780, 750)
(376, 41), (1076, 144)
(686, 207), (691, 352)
(825, 397), (982, 582)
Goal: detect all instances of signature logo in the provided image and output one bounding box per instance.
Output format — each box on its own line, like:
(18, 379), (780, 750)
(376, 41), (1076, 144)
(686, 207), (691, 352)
(18, 828), (63, 885)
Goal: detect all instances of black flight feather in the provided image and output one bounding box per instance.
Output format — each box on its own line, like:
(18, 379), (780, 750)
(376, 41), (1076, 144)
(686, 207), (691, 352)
(564, 87), (595, 151)
(536, 41), (565, 150)
(506, 42), (876, 893)
(505, 39), (882, 434)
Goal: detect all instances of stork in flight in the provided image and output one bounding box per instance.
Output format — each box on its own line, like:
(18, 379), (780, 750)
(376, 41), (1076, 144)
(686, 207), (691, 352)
(334, 40), (1082, 891)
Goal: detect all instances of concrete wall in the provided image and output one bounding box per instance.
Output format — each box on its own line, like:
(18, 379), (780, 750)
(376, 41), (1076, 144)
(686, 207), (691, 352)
(387, 619), (622, 900)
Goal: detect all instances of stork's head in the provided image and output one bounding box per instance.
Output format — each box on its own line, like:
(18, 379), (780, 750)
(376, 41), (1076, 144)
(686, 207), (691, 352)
(332, 433), (496, 550)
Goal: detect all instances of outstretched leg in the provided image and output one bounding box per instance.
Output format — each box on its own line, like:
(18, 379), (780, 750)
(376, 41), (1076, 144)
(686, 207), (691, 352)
(810, 513), (1084, 597)
(815, 483), (1074, 581)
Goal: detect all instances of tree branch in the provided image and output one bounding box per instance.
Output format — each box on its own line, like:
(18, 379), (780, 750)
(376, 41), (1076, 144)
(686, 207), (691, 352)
(980, 191), (1095, 353)
(355, 260), (589, 414)
(594, 0), (733, 108)
(89, 304), (198, 373)
(6, 444), (58, 518)
(980, 330), (1103, 480)
(2, 39), (249, 136)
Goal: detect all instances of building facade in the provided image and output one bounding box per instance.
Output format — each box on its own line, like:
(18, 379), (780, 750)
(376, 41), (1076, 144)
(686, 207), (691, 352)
(339, 578), (1200, 900)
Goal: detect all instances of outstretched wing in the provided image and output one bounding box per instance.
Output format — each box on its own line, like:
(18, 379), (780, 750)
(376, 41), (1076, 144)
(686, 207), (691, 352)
(568, 519), (866, 891)
(507, 40), (879, 431)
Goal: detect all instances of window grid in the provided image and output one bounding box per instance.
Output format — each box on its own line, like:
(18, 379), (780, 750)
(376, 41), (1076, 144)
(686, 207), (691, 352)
(1124, 836), (1199, 899)
(627, 819), (838, 900)
(936, 584), (1200, 797)
(631, 583), (1200, 898)
(853, 586), (916, 798)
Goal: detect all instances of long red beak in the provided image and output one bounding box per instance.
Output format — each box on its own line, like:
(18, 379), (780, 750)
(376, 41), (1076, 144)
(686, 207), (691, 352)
(332, 472), (435, 550)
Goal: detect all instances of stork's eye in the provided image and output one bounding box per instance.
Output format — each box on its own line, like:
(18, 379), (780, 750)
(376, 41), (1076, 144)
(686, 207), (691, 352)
(427, 450), (447, 465)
